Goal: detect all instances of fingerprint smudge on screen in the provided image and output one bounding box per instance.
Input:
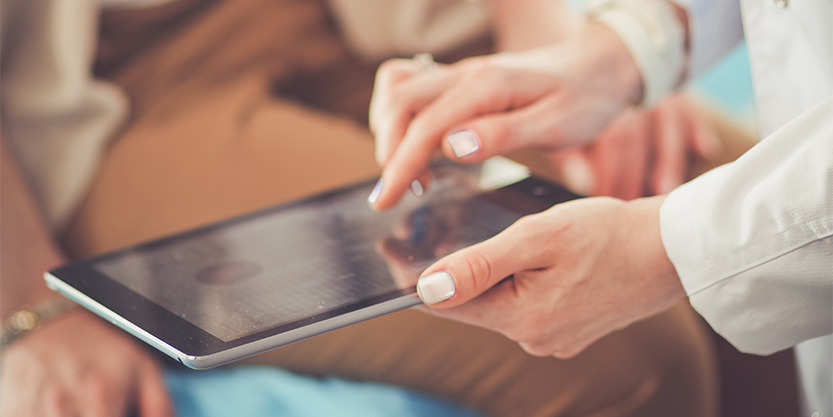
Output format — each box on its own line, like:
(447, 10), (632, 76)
(196, 261), (263, 285)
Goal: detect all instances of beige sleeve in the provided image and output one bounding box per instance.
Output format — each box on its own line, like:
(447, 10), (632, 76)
(0, 0), (128, 231)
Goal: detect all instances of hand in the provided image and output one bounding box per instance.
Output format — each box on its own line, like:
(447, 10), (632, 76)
(368, 22), (643, 210)
(0, 310), (174, 417)
(413, 195), (686, 358)
(546, 94), (721, 199)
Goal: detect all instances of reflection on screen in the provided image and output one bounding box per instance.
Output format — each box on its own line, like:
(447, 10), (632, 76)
(94, 167), (524, 342)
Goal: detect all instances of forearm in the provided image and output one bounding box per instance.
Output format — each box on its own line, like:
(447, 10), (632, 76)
(489, 0), (582, 51)
(0, 137), (66, 321)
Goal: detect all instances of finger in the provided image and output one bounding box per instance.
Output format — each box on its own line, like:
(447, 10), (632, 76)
(684, 100), (722, 160)
(371, 82), (507, 208)
(370, 62), (459, 166)
(369, 59), (419, 134)
(370, 61), (420, 166)
(416, 221), (538, 308)
(136, 361), (174, 417)
(43, 384), (72, 417)
(411, 169), (432, 198)
(554, 149), (596, 196)
(517, 338), (591, 359)
(372, 98), (563, 210)
(650, 104), (687, 195)
(79, 375), (124, 417)
(423, 276), (520, 330)
(596, 112), (649, 200)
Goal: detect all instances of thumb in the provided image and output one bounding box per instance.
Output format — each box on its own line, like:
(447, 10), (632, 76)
(416, 231), (523, 308)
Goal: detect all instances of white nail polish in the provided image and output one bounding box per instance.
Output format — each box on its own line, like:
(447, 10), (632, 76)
(417, 271), (455, 305)
(411, 179), (424, 196)
(447, 130), (480, 158)
(368, 179), (383, 204)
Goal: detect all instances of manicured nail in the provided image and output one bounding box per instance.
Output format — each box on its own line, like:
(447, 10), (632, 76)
(368, 179), (383, 205)
(410, 179), (424, 196)
(417, 271), (455, 305)
(447, 130), (480, 158)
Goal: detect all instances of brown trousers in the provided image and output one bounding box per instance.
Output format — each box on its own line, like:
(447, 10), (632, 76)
(62, 1), (726, 415)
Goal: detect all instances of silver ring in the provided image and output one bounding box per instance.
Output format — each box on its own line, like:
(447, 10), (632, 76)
(412, 53), (438, 74)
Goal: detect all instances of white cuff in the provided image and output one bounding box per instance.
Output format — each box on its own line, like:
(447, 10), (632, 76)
(588, 0), (686, 107)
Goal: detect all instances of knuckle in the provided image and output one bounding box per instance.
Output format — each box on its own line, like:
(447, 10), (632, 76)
(468, 63), (501, 82)
(484, 120), (512, 152)
(461, 250), (495, 295)
(42, 382), (67, 410)
(505, 315), (544, 344)
(387, 84), (414, 110)
(551, 344), (583, 359)
(377, 59), (411, 78)
(519, 342), (553, 357)
(509, 214), (549, 251)
(85, 373), (111, 398)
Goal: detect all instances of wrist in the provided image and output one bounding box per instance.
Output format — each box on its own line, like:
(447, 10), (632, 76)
(579, 21), (645, 111)
(625, 195), (686, 301)
(587, 0), (689, 108)
(1, 295), (78, 350)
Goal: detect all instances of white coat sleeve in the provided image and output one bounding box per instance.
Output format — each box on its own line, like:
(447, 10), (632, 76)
(659, 97), (833, 355)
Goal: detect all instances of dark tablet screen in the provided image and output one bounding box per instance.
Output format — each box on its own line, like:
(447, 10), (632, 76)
(89, 163), (542, 342)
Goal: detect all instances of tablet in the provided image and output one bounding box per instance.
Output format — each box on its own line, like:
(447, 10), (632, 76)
(45, 160), (580, 369)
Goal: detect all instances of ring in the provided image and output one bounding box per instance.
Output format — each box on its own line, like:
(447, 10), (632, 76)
(412, 52), (438, 74)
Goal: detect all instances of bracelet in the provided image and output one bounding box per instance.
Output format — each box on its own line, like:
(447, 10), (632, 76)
(0, 296), (78, 350)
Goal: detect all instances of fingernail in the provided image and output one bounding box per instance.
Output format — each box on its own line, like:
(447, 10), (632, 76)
(417, 271), (455, 305)
(368, 179), (383, 205)
(447, 130), (480, 158)
(410, 179), (424, 196)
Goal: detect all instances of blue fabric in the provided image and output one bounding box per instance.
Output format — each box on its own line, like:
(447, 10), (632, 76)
(165, 367), (485, 417)
(692, 43), (755, 116)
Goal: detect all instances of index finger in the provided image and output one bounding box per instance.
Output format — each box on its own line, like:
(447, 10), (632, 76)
(370, 70), (516, 210)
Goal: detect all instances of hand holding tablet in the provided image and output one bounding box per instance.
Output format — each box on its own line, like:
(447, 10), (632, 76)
(45, 160), (580, 369)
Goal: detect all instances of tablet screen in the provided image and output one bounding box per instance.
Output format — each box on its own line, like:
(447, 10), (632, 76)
(91, 166), (524, 342)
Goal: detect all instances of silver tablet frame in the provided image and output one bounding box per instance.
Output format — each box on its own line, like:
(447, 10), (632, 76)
(45, 272), (421, 369)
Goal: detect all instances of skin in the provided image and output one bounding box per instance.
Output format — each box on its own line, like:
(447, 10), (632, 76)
(0, 139), (173, 417)
(545, 94), (721, 199)
(369, 22), (644, 210)
(417, 195), (686, 358)
(370, 1), (715, 204)
(368, 11), (698, 358)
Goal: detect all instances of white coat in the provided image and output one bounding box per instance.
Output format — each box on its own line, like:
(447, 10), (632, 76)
(657, 0), (832, 415)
